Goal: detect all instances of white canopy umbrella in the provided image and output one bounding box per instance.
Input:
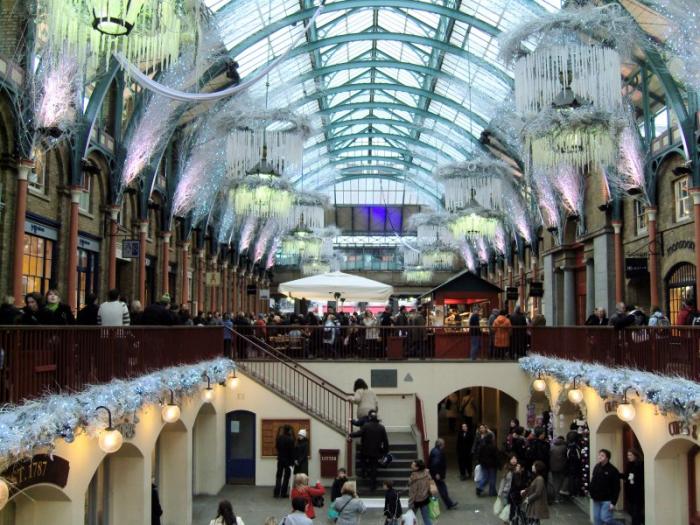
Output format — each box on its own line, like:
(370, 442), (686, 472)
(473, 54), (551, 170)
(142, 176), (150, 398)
(277, 271), (394, 302)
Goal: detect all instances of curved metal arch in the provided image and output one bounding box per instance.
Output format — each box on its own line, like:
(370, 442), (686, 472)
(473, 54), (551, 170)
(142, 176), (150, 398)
(322, 117), (473, 156)
(223, 0), (506, 57)
(312, 173), (443, 206)
(305, 131), (461, 159)
(282, 33), (512, 87)
(306, 155), (434, 178)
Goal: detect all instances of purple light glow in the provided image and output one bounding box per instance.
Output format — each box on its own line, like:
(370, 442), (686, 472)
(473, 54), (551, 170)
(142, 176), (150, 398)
(254, 219), (278, 262)
(477, 237), (489, 263)
(173, 154), (208, 217)
(461, 243), (476, 271)
(36, 53), (79, 131)
(552, 165), (583, 216)
(494, 225), (506, 255)
(266, 239), (280, 269)
(533, 170), (560, 228)
(239, 216), (258, 253)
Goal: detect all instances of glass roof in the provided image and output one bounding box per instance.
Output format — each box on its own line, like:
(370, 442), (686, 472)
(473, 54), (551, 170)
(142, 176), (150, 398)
(205, 0), (561, 205)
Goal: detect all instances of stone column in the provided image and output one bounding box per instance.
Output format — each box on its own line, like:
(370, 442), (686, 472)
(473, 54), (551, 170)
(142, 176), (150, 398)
(612, 221), (624, 304)
(181, 242), (190, 307)
(563, 266), (576, 326)
(107, 206), (119, 290)
(138, 221), (148, 306)
(67, 187), (81, 312)
(221, 262), (228, 314)
(647, 207), (659, 308)
(519, 261), (526, 309)
(209, 259), (218, 313)
(161, 231), (171, 296)
(543, 254), (554, 325)
(231, 269), (238, 314)
(586, 258), (595, 315)
(531, 258), (539, 311)
(11, 160), (32, 305)
(196, 250), (205, 313)
(693, 190), (700, 301)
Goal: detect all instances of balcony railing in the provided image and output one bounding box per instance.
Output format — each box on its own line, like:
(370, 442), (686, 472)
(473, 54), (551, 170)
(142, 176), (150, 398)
(0, 326), (223, 404)
(233, 325), (700, 380)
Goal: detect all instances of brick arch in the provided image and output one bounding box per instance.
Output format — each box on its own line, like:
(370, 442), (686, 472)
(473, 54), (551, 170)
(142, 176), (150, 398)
(0, 91), (16, 156)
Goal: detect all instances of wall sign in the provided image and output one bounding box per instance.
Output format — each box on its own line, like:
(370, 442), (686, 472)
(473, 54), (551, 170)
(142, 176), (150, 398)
(625, 257), (649, 278)
(246, 285), (257, 295)
(667, 240), (695, 256)
(529, 282), (544, 298)
(668, 421), (698, 439)
(24, 219), (58, 241)
(506, 287), (519, 300)
(78, 235), (100, 252)
(261, 419), (310, 457)
(121, 240), (140, 258)
(1, 454), (69, 497)
(259, 289), (270, 300)
(371, 369), (397, 388)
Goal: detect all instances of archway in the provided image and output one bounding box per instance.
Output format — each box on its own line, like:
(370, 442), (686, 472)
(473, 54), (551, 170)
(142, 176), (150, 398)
(0, 484), (72, 525)
(156, 418), (190, 525)
(654, 437), (698, 525)
(192, 402), (222, 496)
(666, 263), (696, 325)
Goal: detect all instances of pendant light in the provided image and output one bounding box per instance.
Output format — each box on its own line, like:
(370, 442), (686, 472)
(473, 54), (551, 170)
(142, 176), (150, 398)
(532, 372), (547, 392)
(95, 406), (124, 454)
(0, 478), (8, 511)
(161, 389), (181, 424)
(202, 373), (215, 403)
(616, 387), (636, 422)
(91, 0), (146, 36)
(567, 375), (584, 404)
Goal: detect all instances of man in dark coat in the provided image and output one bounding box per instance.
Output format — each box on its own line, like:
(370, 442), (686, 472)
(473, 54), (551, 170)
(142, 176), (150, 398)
(429, 438), (458, 509)
(151, 482), (163, 525)
(528, 427), (551, 474)
(456, 423), (473, 480)
(549, 435), (568, 502)
(76, 292), (99, 325)
(294, 428), (310, 475)
(589, 449), (621, 524)
(274, 425), (296, 498)
(349, 410), (389, 491)
(140, 294), (176, 325)
(0, 296), (21, 325)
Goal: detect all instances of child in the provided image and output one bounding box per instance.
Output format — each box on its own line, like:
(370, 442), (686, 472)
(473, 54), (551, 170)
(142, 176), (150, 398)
(331, 468), (348, 502)
(383, 480), (403, 525)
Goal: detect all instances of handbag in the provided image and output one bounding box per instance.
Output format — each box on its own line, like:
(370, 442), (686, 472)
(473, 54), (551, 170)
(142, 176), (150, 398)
(493, 497), (504, 516)
(428, 497), (441, 521)
(330, 497), (352, 523)
(312, 495), (325, 508)
(474, 464), (484, 484)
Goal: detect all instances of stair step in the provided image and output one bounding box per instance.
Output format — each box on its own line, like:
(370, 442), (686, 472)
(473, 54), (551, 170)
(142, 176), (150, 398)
(388, 444), (418, 452)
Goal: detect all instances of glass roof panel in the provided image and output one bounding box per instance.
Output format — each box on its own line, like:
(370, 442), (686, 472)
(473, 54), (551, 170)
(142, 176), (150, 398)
(209, 0), (561, 203)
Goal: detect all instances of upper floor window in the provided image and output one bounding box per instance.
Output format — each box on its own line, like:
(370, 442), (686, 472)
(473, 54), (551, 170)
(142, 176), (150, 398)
(79, 174), (91, 213)
(29, 149), (47, 192)
(674, 176), (691, 222)
(653, 108), (669, 138)
(634, 199), (647, 235)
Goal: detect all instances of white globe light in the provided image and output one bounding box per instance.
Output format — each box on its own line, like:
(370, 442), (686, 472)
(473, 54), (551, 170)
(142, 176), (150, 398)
(98, 428), (124, 454)
(202, 388), (214, 402)
(0, 478), (8, 511)
(161, 404), (181, 424)
(617, 402), (636, 422)
(568, 388), (584, 404)
(228, 375), (240, 390)
(532, 378), (547, 392)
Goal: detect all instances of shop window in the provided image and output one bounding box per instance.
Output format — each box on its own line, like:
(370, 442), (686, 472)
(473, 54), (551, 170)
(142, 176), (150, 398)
(674, 177), (691, 222)
(634, 199), (647, 235)
(29, 149), (47, 193)
(22, 233), (54, 296)
(79, 174), (92, 213)
(76, 248), (99, 308)
(666, 263), (696, 324)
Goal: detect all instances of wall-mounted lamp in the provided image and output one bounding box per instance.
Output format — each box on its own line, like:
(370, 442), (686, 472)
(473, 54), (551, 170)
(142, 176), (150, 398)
(96, 406), (124, 454)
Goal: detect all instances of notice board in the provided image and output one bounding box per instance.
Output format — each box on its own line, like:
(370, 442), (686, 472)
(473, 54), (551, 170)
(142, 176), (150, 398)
(261, 419), (311, 457)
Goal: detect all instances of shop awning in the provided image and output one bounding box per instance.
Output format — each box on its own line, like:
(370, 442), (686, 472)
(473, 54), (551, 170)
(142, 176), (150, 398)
(278, 271), (394, 302)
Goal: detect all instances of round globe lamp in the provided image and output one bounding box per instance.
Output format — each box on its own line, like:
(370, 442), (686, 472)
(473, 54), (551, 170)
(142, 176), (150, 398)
(202, 373), (215, 403)
(567, 375), (584, 404)
(616, 387), (636, 422)
(0, 478), (9, 510)
(532, 373), (546, 392)
(161, 389), (181, 424)
(95, 406), (124, 454)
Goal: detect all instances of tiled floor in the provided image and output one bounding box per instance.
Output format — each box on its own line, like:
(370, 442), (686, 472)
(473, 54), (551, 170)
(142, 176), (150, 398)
(192, 480), (591, 525)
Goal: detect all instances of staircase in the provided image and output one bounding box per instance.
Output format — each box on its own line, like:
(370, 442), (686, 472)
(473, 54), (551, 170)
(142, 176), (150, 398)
(355, 431), (418, 496)
(230, 329), (351, 435)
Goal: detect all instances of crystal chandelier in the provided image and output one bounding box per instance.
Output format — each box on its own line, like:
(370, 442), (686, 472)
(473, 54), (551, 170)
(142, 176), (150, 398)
(229, 145), (295, 220)
(403, 266), (433, 284)
(422, 247), (456, 271)
(91, 0), (145, 35)
(434, 158), (511, 213)
(448, 207), (499, 241)
(301, 259), (331, 276)
(286, 191), (328, 230)
(281, 226), (322, 259)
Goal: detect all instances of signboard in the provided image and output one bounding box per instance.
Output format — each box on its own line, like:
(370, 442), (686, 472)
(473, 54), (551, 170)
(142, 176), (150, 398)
(259, 288), (270, 300)
(506, 287), (519, 300)
(25, 219), (59, 241)
(78, 235), (100, 252)
(1, 454), (69, 497)
(121, 239), (140, 258)
(625, 257), (648, 279)
(246, 285), (257, 295)
(206, 272), (221, 286)
(529, 282), (544, 298)
(370, 369), (398, 388)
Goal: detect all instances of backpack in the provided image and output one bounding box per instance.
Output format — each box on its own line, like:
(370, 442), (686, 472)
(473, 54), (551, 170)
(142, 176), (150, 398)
(656, 316), (670, 328)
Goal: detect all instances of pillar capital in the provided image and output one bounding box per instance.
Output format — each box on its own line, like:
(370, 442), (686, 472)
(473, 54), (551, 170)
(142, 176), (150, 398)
(16, 159), (34, 180)
(181, 241), (190, 250)
(612, 221), (622, 234)
(646, 206), (657, 222)
(139, 221), (149, 234)
(222, 261), (229, 269)
(70, 186), (82, 203)
(198, 249), (205, 259)
(110, 206), (120, 221)
(162, 231), (172, 242)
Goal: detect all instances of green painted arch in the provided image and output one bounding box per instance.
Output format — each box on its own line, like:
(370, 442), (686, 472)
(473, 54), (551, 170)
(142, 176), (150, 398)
(304, 132), (462, 159)
(322, 117), (473, 156)
(305, 155), (434, 178)
(223, 0), (507, 57)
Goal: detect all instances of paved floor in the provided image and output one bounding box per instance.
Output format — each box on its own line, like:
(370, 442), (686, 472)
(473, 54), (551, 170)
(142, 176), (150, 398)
(192, 479), (591, 525)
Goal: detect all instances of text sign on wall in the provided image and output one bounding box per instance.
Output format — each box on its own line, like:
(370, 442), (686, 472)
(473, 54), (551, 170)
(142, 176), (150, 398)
(1, 454), (69, 497)
(625, 257), (648, 278)
(24, 219), (59, 241)
(371, 369), (398, 388)
(121, 240), (140, 258)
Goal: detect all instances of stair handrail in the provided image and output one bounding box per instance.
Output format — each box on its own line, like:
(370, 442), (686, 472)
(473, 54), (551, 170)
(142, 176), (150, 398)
(227, 325), (352, 398)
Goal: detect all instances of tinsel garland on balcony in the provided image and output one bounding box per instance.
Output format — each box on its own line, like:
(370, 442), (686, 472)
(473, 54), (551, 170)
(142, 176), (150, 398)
(520, 354), (700, 424)
(0, 358), (235, 462)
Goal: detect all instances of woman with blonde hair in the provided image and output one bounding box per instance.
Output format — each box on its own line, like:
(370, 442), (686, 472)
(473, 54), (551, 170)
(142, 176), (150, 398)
(290, 473), (325, 519)
(333, 481), (366, 525)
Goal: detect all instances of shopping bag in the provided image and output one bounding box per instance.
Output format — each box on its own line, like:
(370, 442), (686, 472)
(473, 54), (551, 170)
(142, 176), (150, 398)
(498, 504), (511, 522)
(473, 464), (483, 484)
(493, 497), (504, 516)
(428, 497), (441, 521)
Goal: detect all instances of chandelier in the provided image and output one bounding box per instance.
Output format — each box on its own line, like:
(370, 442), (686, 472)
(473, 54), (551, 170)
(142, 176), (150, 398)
(91, 0), (145, 35)
(422, 248), (456, 271)
(403, 266), (433, 284)
(286, 191), (328, 230)
(407, 212), (453, 244)
(448, 206), (500, 241)
(301, 259), (331, 276)
(229, 145), (295, 219)
(434, 158), (511, 213)
(281, 226), (322, 259)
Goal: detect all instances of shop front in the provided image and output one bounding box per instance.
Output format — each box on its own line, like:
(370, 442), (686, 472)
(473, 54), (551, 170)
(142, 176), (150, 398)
(22, 214), (59, 297)
(77, 233), (101, 308)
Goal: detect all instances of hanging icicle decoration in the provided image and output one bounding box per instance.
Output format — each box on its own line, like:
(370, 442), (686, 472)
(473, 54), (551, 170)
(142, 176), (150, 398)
(280, 229), (322, 259)
(551, 165), (585, 218)
(403, 266), (433, 284)
(422, 246), (456, 271)
(612, 128), (650, 203)
(434, 157), (511, 212)
(239, 216), (258, 253)
(460, 242), (476, 272)
(265, 239), (280, 270)
(448, 209), (500, 241)
(286, 192), (328, 230)
(254, 219), (280, 263)
(408, 212), (453, 244)
(532, 170), (560, 231)
(228, 129), (307, 179)
(229, 176), (295, 221)
(403, 245), (421, 267)
(301, 259), (331, 276)
(317, 226), (341, 259)
(35, 51), (81, 138)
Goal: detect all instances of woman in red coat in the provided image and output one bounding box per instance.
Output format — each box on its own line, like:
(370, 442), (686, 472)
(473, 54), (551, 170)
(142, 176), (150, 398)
(290, 473), (326, 519)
